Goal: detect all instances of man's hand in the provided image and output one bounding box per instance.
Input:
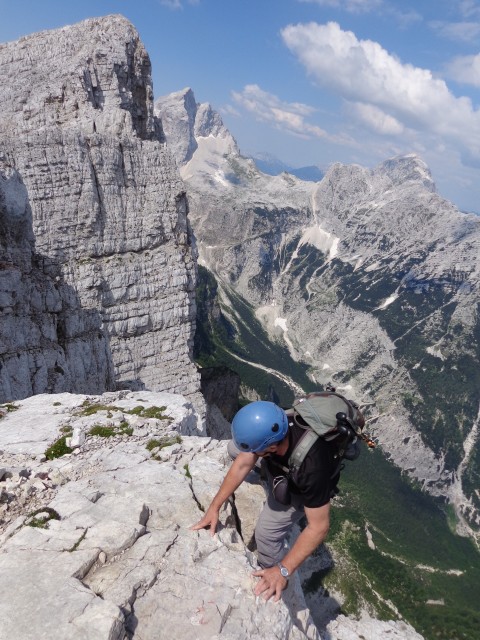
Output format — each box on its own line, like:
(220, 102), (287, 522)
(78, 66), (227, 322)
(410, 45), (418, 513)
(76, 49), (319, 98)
(189, 506), (220, 536)
(251, 566), (287, 602)
(189, 452), (258, 537)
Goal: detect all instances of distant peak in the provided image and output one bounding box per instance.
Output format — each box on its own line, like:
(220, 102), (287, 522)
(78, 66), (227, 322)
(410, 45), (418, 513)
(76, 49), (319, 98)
(377, 154), (435, 191)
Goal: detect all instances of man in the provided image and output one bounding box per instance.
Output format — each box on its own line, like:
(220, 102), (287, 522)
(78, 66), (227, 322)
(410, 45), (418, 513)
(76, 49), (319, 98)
(191, 400), (339, 603)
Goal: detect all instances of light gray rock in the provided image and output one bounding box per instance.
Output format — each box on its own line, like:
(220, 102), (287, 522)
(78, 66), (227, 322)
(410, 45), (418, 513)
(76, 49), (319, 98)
(0, 390), (424, 640)
(0, 16), (202, 409)
(0, 391), (328, 640)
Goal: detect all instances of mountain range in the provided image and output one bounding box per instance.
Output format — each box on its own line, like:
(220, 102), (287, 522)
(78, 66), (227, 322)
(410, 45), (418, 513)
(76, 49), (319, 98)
(1, 15), (479, 640)
(156, 86), (480, 542)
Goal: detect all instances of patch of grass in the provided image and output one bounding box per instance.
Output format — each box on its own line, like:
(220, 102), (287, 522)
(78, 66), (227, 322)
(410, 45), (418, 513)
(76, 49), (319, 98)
(26, 507), (60, 529)
(146, 438), (162, 451)
(0, 403), (19, 417)
(89, 421), (133, 438)
(184, 463), (192, 479)
(127, 405), (169, 420)
(118, 420), (133, 436)
(146, 435), (182, 452)
(45, 436), (73, 460)
(59, 426), (73, 434)
(89, 425), (116, 438)
(77, 401), (170, 421)
(78, 402), (122, 416)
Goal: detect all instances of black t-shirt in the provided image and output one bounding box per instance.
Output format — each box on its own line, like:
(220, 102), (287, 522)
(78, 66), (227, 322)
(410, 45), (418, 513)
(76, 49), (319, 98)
(265, 419), (339, 508)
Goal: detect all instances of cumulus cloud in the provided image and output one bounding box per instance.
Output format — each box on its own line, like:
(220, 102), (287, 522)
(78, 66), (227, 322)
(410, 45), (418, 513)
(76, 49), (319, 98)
(281, 21), (480, 163)
(297, 0), (382, 12)
(348, 103), (404, 135)
(231, 84), (335, 140)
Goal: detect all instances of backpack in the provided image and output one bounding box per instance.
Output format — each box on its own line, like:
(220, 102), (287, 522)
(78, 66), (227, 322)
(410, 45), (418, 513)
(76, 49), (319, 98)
(268, 386), (376, 505)
(286, 388), (374, 479)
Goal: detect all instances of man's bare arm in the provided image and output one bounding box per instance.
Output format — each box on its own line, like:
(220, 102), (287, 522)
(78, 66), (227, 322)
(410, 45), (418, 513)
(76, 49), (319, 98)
(253, 503), (330, 601)
(281, 502), (330, 573)
(190, 452), (258, 536)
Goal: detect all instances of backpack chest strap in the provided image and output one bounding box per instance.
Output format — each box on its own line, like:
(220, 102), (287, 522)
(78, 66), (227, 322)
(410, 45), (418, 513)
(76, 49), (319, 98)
(288, 429), (319, 474)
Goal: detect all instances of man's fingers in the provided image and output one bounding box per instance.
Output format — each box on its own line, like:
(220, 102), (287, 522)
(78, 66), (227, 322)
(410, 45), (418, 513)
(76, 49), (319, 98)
(189, 516), (217, 533)
(273, 583), (283, 602)
(251, 570), (264, 578)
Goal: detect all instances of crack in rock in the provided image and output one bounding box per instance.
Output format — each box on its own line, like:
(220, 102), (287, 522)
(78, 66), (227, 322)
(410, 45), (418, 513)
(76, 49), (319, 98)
(227, 494), (243, 542)
(218, 603), (233, 634)
(187, 480), (205, 513)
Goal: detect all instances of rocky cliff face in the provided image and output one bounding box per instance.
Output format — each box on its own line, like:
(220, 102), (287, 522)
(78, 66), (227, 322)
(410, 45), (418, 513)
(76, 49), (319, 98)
(0, 158), (114, 400)
(156, 89), (480, 538)
(0, 16), (200, 403)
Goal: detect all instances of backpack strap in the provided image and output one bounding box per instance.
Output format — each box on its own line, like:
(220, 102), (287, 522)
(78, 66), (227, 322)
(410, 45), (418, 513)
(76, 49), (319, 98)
(288, 429), (319, 475)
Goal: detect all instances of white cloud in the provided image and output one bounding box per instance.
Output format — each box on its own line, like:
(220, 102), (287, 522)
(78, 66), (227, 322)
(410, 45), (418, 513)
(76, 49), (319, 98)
(297, 0), (382, 12)
(429, 20), (480, 43)
(348, 103), (404, 135)
(231, 84), (335, 140)
(281, 21), (480, 164)
(159, 0), (199, 9)
(221, 104), (242, 118)
(458, 0), (480, 18)
(444, 54), (480, 87)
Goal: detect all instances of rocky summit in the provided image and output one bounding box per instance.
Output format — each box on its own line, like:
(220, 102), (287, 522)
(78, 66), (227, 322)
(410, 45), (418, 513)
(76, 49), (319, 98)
(0, 392), (423, 640)
(0, 16), (200, 405)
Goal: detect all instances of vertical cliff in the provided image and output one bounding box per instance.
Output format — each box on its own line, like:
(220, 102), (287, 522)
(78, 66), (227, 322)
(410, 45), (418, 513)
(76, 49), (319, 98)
(0, 15), (201, 402)
(0, 157), (114, 400)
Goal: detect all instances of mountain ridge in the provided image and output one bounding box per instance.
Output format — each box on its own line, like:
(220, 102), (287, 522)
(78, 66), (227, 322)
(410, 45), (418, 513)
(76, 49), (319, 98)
(156, 88), (480, 540)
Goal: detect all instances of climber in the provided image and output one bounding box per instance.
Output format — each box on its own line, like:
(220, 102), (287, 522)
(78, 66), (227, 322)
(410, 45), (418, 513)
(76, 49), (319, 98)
(190, 401), (338, 603)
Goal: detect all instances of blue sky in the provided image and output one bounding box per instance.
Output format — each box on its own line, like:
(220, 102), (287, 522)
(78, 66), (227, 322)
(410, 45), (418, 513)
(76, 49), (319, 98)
(1, 1), (480, 212)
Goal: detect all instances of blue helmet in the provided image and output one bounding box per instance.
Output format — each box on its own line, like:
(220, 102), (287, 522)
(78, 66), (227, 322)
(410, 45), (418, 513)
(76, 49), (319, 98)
(232, 401), (289, 453)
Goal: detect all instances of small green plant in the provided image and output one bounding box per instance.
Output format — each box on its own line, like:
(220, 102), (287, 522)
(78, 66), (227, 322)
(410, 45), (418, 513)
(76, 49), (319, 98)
(89, 422), (133, 438)
(68, 528), (88, 552)
(146, 435), (182, 452)
(45, 436), (73, 460)
(78, 402), (123, 417)
(146, 438), (162, 451)
(184, 463), (192, 479)
(127, 405), (169, 420)
(60, 426), (73, 434)
(0, 403), (19, 417)
(89, 425), (116, 438)
(159, 435), (182, 449)
(118, 420), (133, 435)
(26, 507), (60, 529)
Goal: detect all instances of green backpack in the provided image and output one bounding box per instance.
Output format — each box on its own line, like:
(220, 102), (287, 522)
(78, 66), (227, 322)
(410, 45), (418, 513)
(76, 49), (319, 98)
(287, 389), (373, 477)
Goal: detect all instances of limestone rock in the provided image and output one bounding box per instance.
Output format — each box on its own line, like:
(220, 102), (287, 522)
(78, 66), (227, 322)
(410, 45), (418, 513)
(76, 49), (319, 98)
(0, 391), (324, 640)
(0, 16), (201, 407)
(0, 159), (114, 401)
(0, 391), (424, 640)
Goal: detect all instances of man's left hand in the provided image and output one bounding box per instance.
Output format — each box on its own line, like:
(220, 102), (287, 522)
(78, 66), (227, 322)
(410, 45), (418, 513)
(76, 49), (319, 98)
(251, 566), (287, 602)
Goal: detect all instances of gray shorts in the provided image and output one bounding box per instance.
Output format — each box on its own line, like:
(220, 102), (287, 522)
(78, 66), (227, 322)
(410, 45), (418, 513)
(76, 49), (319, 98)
(227, 440), (305, 568)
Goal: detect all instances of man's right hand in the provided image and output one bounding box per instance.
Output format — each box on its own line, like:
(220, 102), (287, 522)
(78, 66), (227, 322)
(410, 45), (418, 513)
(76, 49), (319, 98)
(189, 506), (220, 536)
